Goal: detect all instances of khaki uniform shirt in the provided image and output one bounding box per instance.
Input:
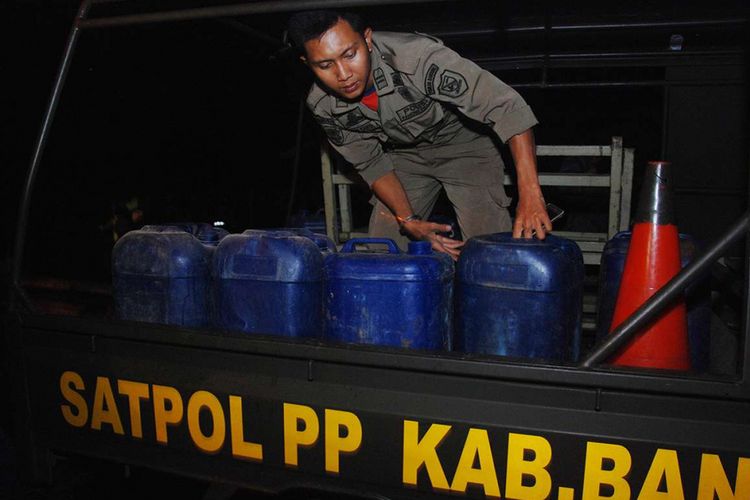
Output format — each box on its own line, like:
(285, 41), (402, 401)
(307, 31), (538, 186)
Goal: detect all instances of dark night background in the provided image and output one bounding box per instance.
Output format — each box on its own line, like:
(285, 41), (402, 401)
(0, 0), (748, 498)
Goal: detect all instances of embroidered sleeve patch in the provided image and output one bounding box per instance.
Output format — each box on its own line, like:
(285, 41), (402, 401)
(424, 64), (439, 94)
(438, 69), (468, 98)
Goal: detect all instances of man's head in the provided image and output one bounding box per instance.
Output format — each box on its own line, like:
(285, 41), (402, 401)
(288, 11), (373, 101)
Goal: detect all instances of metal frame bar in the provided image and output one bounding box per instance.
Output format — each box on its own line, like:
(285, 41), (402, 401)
(286, 96), (307, 224)
(338, 184), (354, 236)
(79, 0), (456, 28)
(608, 137), (624, 237)
(320, 143), (338, 244)
(621, 147), (635, 231)
(431, 18), (747, 38)
(11, 0), (92, 304)
(81, 0), (745, 31)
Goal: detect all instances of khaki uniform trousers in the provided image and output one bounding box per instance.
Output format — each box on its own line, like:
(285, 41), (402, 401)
(368, 133), (513, 249)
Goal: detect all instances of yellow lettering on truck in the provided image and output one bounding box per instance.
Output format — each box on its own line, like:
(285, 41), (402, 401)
(582, 441), (631, 500)
(324, 409), (363, 474)
(637, 449), (684, 499)
(450, 428), (500, 498)
(56, 370), (750, 500)
(283, 403), (319, 467)
(697, 454), (750, 500)
(91, 376), (124, 435)
(505, 432), (552, 500)
(402, 420), (451, 491)
(152, 384), (184, 445)
(187, 390), (226, 454)
(60, 371), (88, 428)
(229, 395), (263, 462)
(117, 379), (149, 439)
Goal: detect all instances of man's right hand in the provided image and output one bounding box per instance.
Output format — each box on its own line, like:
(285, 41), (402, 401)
(402, 219), (464, 260)
(370, 172), (464, 260)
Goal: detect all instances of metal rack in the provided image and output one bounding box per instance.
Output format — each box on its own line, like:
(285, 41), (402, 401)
(321, 136), (634, 265)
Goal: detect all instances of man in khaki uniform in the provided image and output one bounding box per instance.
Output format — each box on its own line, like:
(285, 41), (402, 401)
(289, 11), (551, 259)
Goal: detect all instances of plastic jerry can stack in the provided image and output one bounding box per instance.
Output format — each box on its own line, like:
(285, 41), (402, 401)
(112, 224), (228, 327)
(596, 231), (711, 371)
(455, 233), (584, 362)
(323, 238), (454, 350)
(212, 229), (325, 337)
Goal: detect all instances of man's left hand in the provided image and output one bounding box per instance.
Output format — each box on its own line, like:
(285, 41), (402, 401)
(507, 129), (551, 240)
(513, 193), (552, 239)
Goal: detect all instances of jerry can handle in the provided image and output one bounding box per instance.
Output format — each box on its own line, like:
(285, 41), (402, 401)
(341, 238), (401, 254)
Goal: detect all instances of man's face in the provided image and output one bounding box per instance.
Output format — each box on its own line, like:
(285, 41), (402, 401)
(302, 19), (373, 101)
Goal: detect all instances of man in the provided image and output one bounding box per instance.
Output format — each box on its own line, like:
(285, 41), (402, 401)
(288, 11), (551, 259)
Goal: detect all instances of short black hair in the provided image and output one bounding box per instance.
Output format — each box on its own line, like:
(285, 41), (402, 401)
(287, 11), (365, 52)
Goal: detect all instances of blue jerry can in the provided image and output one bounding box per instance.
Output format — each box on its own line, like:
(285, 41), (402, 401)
(323, 238), (454, 350)
(456, 233), (584, 362)
(112, 224), (227, 327)
(279, 227), (336, 253)
(596, 231), (711, 372)
(212, 230), (324, 337)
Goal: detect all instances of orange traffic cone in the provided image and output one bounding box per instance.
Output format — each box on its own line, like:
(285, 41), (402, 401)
(609, 161), (691, 370)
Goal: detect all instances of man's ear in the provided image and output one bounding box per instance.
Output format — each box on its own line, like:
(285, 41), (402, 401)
(300, 55), (307, 65)
(364, 27), (373, 51)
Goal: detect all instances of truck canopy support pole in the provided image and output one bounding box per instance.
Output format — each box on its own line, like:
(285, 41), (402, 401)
(11, 0), (92, 307)
(80, 0), (455, 29)
(579, 211), (750, 369)
(286, 95), (306, 225)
